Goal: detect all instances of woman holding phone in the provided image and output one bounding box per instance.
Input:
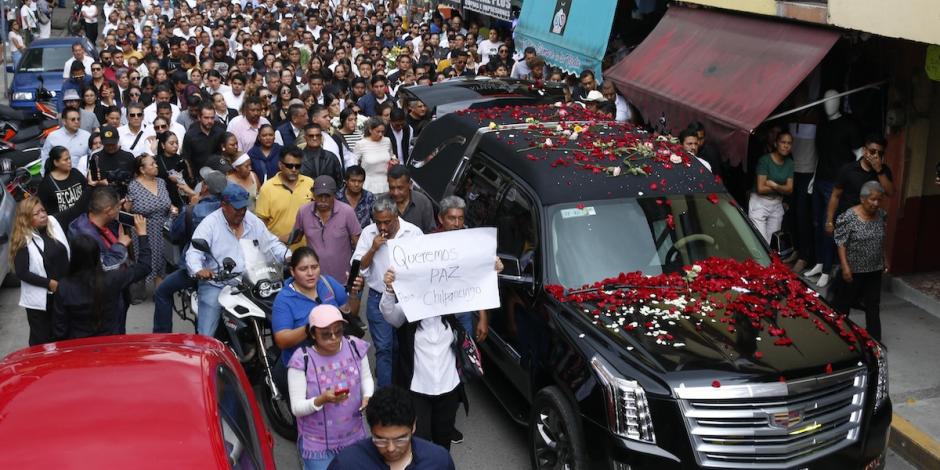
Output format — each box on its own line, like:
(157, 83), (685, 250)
(288, 304), (373, 470)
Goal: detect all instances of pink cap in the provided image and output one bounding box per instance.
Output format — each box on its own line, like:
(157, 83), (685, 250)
(307, 304), (347, 329)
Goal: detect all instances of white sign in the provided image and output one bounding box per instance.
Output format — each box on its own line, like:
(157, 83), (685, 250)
(387, 227), (499, 322)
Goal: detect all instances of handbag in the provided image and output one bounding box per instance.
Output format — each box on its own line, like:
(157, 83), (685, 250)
(445, 316), (484, 382)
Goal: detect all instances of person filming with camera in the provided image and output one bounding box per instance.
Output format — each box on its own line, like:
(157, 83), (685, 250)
(88, 125), (136, 192)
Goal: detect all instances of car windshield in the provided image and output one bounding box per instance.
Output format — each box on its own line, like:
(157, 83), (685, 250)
(17, 47), (73, 73)
(547, 193), (770, 288)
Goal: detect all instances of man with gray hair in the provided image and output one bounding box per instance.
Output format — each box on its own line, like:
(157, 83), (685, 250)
(351, 193), (423, 387)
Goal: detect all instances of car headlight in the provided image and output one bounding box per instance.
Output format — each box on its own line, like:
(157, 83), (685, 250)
(874, 343), (888, 413)
(591, 355), (656, 443)
(12, 91), (34, 101)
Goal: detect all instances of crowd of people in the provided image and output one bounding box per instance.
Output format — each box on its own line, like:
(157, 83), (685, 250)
(4, 0), (902, 467)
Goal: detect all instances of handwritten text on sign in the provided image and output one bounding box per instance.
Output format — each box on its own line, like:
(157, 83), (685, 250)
(387, 227), (499, 322)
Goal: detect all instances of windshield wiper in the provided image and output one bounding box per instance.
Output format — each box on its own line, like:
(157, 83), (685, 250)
(565, 283), (671, 296)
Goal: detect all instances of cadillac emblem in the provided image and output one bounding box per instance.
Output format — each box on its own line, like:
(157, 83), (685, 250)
(769, 409), (804, 428)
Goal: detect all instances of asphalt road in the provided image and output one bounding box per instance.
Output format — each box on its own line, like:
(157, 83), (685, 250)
(0, 287), (916, 469)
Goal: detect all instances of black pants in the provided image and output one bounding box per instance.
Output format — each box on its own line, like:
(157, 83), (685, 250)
(83, 21), (98, 44)
(411, 385), (462, 451)
(834, 270), (882, 341)
(25, 307), (53, 346)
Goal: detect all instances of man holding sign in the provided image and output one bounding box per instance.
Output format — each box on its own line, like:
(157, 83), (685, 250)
(351, 194), (424, 388)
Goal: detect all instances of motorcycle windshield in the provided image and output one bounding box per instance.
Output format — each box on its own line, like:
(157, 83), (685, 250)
(239, 239), (282, 285)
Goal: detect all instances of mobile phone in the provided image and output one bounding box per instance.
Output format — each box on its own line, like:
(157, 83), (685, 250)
(334, 387), (350, 396)
(118, 211), (136, 227)
(346, 259), (361, 293)
(935, 161), (940, 179)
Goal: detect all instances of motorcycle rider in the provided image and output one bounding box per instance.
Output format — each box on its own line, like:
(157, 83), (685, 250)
(184, 183), (290, 336)
(152, 168), (228, 333)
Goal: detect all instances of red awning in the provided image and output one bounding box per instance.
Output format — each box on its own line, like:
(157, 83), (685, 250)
(604, 6), (839, 166)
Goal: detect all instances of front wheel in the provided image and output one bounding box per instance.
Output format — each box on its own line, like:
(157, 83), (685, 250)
(530, 386), (588, 470)
(259, 381), (298, 441)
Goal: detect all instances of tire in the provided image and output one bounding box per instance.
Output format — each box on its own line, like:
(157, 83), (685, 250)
(530, 386), (588, 470)
(259, 380), (298, 441)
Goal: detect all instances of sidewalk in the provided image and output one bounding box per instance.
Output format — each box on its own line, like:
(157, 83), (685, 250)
(880, 274), (940, 468)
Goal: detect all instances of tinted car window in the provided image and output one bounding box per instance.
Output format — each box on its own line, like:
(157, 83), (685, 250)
(548, 194), (769, 288)
(459, 158), (507, 227)
(18, 47), (74, 72)
(496, 185), (537, 274)
(216, 366), (262, 470)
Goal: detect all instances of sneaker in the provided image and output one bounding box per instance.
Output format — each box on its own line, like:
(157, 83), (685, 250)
(451, 429), (464, 444)
(817, 273), (831, 288)
(804, 264), (823, 277)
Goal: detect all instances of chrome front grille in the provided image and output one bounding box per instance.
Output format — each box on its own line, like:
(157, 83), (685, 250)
(676, 367), (867, 469)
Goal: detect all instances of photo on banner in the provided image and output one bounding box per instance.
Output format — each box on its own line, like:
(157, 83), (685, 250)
(387, 228), (500, 322)
(550, 0), (572, 35)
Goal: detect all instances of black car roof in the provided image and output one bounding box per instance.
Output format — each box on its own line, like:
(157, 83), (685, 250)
(398, 78), (566, 113)
(415, 105), (726, 206)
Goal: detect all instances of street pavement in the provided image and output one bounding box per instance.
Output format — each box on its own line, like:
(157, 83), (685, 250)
(0, 286), (917, 468)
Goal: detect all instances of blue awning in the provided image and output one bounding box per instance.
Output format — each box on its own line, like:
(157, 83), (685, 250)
(513, 0), (617, 79)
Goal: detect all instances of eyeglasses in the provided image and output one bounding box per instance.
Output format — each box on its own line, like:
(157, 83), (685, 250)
(130, 76), (140, 80)
(91, 67), (102, 71)
(372, 435), (411, 448)
(315, 327), (344, 340)
(305, 134), (321, 139)
(281, 162), (301, 170)
(128, 112), (143, 117)
(155, 124), (167, 129)
(866, 147), (885, 156)
(130, 92), (141, 97)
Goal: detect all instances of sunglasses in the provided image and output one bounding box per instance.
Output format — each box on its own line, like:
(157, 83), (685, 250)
(130, 76), (140, 80)
(155, 124), (168, 129)
(305, 133), (321, 139)
(281, 162), (301, 170)
(129, 113), (143, 117)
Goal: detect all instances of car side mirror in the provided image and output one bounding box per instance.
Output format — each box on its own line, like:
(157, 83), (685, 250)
(222, 257), (236, 272)
(497, 253), (534, 287)
(191, 238), (211, 253)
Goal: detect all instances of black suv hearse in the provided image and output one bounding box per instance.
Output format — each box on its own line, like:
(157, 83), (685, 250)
(407, 104), (890, 470)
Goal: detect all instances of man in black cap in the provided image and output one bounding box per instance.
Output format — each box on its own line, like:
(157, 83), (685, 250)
(89, 125), (136, 193)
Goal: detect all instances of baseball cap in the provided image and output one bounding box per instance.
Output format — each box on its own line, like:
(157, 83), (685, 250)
(207, 155), (234, 173)
(313, 175), (337, 196)
(198, 167), (228, 195)
(220, 183), (250, 209)
(307, 304), (346, 329)
(583, 90), (607, 103)
(100, 125), (119, 145)
(62, 89), (80, 101)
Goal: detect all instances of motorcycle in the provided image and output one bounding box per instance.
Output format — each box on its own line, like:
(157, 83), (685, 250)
(180, 237), (298, 440)
(0, 76), (59, 147)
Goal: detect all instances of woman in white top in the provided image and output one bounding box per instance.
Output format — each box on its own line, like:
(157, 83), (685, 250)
(80, 0), (98, 44)
(355, 117), (397, 194)
(20, 0), (37, 41)
(8, 20), (26, 68)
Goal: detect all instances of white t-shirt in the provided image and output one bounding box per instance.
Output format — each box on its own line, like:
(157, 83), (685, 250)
(478, 39), (502, 66)
(62, 55), (94, 79)
(81, 4), (98, 23)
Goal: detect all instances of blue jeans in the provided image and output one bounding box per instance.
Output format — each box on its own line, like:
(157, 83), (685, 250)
(11, 51), (21, 69)
(367, 288), (395, 388)
(153, 268), (195, 333)
(457, 312), (474, 334)
(812, 179), (836, 271)
(197, 282), (224, 336)
(302, 455), (334, 470)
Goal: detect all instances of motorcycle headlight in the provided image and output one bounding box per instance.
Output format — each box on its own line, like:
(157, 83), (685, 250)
(591, 355), (656, 443)
(256, 280), (273, 298)
(874, 343), (889, 413)
(12, 92), (34, 101)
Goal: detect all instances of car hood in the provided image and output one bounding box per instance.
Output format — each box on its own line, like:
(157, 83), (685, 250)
(11, 71), (62, 94)
(549, 260), (871, 378)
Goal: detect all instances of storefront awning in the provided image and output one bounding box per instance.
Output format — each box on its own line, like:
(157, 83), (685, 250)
(514, 0), (617, 79)
(604, 6), (840, 166)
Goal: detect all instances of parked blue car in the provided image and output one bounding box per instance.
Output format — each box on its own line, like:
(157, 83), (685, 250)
(7, 37), (96, 111)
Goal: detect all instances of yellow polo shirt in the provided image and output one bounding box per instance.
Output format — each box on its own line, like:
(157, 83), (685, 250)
(254, 173), (313, 247)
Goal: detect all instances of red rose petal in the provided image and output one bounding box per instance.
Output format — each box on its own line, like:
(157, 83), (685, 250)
(707, 193), (719, 204)
(576, 203), (585, 210)
(825, 363), (833, 374)
(754, 351), (763, 359)
(711, 380), (721, 388)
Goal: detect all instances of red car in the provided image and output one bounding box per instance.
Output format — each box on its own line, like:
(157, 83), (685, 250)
(0, 334), (277, 469)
